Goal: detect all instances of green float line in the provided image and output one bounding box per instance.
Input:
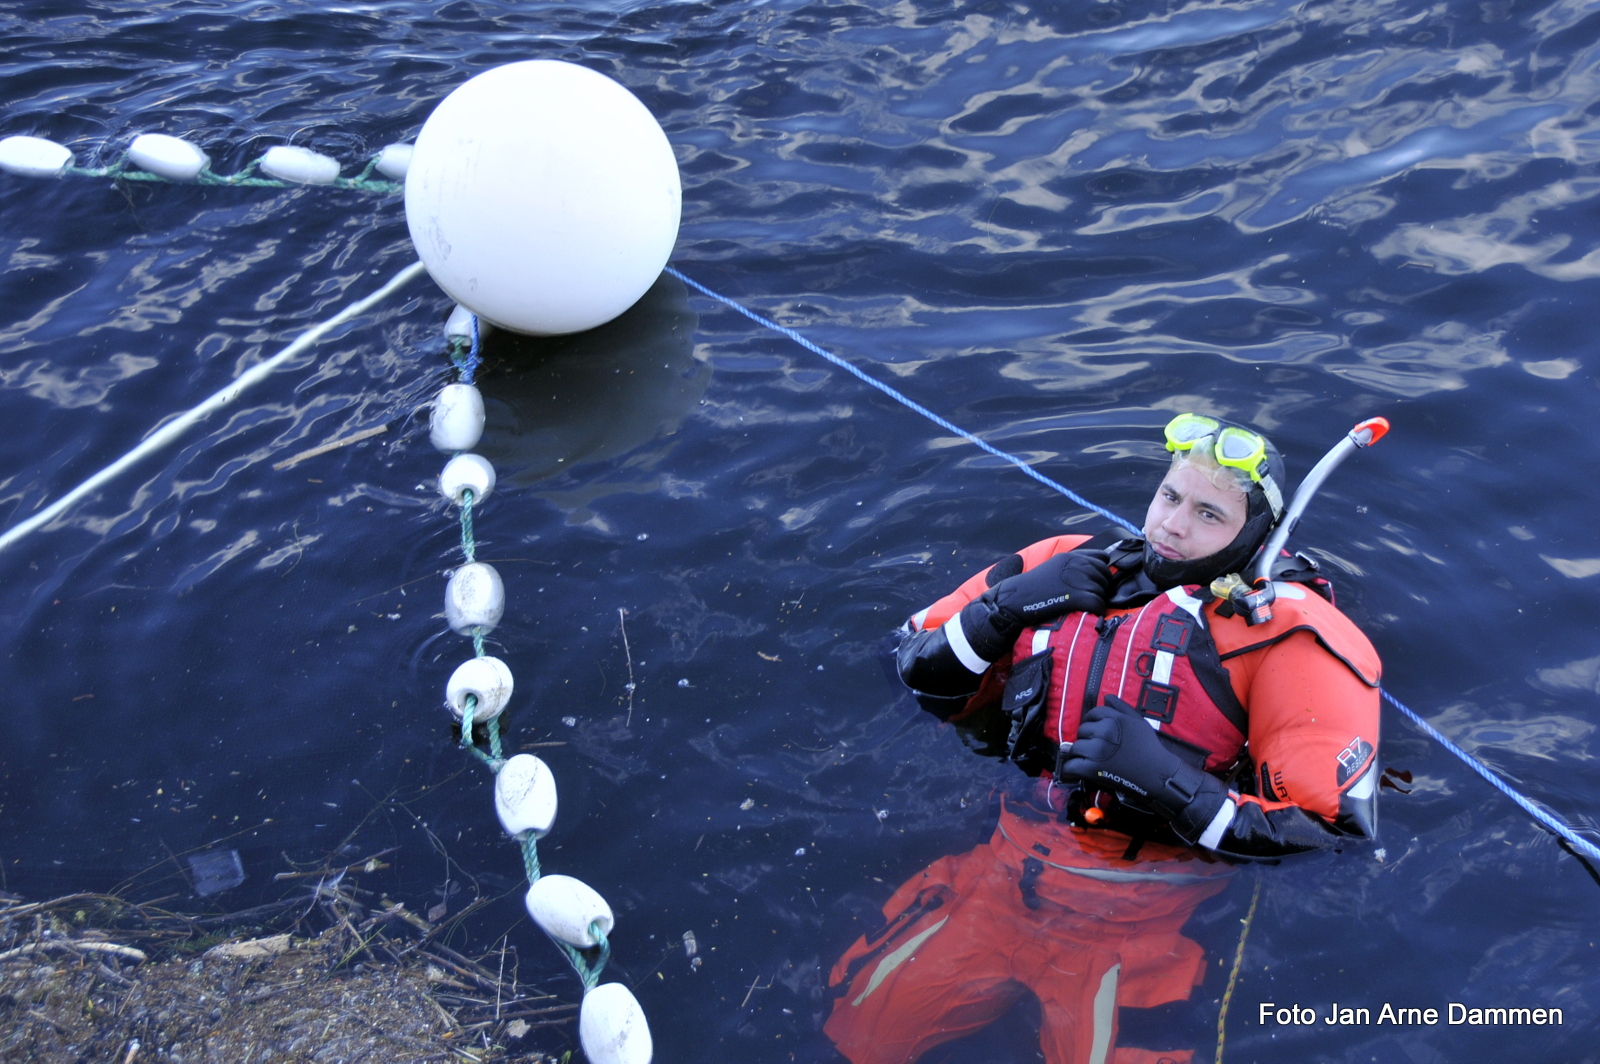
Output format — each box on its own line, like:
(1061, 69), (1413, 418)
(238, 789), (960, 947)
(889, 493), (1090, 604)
(64, 153), (401, 193)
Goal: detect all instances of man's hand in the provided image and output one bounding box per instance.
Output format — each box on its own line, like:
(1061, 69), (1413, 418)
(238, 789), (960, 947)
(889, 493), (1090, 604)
(1057, 695), (1228, 842)
(954, 550), (1111, 662)
(994, 549), (1112, 627)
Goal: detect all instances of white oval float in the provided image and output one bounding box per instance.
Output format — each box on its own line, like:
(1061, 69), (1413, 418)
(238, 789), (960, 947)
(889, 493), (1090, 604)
(445, 655), (513, 722)
(260, 145), (341, 185)
(405, 59), (681, 336)
(444, 562), (503, 634)
(439, 452), (495, 505)
(429, 382), (484, 453)
(525, 874), (614, 948)
(445, 303), (476, 340)
(494, 754), (557, 837)
(580, 983), (653, 1064)
(375, 143), (413, 180)
(127, 134), (209, 181)
(0, 135), (72, 178)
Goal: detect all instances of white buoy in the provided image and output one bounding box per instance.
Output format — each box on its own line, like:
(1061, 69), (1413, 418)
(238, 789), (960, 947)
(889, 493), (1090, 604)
(525, 875), (614, 948)
(439, 453), (495, 505)
(260, 145), (341, 185)
(127, 134), (209, 181)
(0, 135), (72, 178)
(405, 60), (682, 336)
(445, 303), (494, 341)
(375, 143), (413, 180)
(444, 562), (504, 634)
(429, 383), (484, 452)
(445, 655), (514, 722)
(495, 754), (557, 836)
(580, 983), (653, 1064)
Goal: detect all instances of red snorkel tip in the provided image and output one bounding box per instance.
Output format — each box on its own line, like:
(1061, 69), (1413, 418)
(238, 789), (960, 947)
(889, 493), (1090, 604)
(1351, 416), (1389, 447)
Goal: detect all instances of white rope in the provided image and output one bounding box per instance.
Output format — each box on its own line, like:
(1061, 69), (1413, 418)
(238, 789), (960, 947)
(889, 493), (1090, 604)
(0, 260), (428, 553)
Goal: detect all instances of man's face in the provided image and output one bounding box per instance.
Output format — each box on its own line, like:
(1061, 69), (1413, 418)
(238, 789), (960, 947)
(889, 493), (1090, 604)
(1143, 462), (1249, 561)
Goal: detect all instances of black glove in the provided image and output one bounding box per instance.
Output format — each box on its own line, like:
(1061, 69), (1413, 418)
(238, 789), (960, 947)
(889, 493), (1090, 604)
(1057, 695), (1228, 843)
(956, 550), (1111, 662)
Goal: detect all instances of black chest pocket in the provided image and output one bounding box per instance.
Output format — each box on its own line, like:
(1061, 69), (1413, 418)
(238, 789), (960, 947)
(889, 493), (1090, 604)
(1001, 649), (1053, 767)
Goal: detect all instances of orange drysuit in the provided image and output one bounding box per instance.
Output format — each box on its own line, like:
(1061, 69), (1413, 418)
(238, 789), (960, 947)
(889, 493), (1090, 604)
(825, 536), (1381, 1064)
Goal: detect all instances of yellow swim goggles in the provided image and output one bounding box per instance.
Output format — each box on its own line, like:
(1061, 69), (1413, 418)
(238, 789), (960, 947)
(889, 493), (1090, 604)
(1162, 413), (1284, 519)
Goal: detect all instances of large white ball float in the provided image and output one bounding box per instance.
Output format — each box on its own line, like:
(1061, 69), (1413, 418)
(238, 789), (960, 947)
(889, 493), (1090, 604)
(429, 382), (484, 453)
(439, 452), (495, 506)
(525, 874), (614, 948)
(127, 134), (209, 181)
(445, 655), (514, 722)
(0, 135), (72, 178)
(375, 143), (413, 180)
(444, 562), (503, 634)
(405, 59), (682, 336)
(580, 983), (653, 1064)
(260, 145), (341, 185)
(495, 754), (557, 837)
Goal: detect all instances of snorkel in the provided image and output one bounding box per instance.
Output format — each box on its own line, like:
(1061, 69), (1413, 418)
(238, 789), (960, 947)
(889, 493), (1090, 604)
(1220, 416), (1390, 625)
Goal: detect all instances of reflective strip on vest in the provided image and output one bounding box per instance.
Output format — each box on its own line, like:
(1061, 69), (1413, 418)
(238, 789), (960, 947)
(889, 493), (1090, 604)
(1166, 585), (1206, 620)
(1054, 613), (1093, 746)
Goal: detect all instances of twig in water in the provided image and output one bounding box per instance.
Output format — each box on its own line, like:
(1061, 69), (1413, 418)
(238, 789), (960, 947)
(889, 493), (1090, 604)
(0, 940), (148, 963)
(272, 425), (388, 471)
(618, 607), (636, 726)
(495, 936), (507, 1021)
(740, 972), (772, 1008)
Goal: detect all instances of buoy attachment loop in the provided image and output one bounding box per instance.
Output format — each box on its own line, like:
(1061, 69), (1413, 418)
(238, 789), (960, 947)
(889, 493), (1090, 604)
(525, 875), (614, 948)
(127, 134), (209, 181)
(375, 143), (413, 180)
(446, 655), (513, 722)
(495, 754), (557, 837)
(440, 453), (495, 505)
(430, 383), (485, 453)
(444, 562), (504, 634)
(580, 982), (654, 1064)
(260, 145), (341, 185)
(0, 135), (72, 178)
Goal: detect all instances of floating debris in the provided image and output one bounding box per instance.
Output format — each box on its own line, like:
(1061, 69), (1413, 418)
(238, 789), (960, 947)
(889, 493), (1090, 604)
(186, 850), (245, 898)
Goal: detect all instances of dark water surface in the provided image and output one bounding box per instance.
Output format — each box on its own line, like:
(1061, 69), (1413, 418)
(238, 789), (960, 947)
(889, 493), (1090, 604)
(4, 1), (1600, 1060)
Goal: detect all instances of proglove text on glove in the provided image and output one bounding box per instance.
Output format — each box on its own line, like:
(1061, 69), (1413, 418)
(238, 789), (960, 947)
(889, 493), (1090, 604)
(956, 549), (1112, 662)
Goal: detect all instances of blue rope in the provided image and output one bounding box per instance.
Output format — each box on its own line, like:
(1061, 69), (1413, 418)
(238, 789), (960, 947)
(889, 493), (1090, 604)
(667, 265), (1600, 869)
(460, 315), (482, 386)
(1381, 690), (1600, 863)
(664, 266), (1141, 537)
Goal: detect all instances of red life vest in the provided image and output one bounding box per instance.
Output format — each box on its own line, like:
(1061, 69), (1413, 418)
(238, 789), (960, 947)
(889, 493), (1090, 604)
(1001, 586), (1248, 774)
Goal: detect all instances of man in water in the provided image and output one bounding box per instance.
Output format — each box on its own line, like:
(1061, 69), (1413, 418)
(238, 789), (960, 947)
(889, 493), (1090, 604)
(825, 414), (1380, 1064)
